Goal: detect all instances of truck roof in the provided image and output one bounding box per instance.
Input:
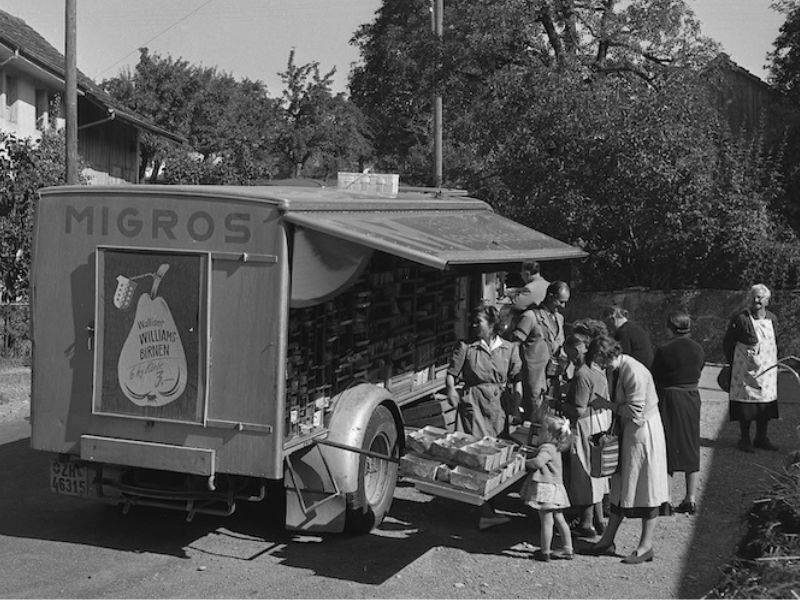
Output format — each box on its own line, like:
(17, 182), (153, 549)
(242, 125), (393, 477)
(38, 184), (587, 268)
(39, 185), (491, 212)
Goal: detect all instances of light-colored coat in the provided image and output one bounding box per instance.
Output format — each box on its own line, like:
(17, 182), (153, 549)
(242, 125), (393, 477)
(608, 355), (670, 509)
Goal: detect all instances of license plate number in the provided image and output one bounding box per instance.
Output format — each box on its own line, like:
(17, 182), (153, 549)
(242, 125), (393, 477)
(50, 460), (89, 496)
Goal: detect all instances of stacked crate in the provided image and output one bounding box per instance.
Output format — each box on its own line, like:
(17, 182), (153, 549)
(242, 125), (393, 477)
(284, 253), (469, 442)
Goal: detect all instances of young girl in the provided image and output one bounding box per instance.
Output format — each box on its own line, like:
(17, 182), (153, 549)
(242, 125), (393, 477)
(521, 415), (574, 561)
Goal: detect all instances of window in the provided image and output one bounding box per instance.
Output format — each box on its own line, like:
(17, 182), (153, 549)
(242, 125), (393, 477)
(5, 75), (17, 122)
(35, 89), (48, 131)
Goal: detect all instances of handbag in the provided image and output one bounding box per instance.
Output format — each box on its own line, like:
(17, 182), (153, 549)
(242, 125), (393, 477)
(717, 365), (731, 392)
(589, 410), (619, 478)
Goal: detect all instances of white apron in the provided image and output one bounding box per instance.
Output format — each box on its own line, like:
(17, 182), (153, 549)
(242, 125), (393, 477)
(730, 317), (777, 403)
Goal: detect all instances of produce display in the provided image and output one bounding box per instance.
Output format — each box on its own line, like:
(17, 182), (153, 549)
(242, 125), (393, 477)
(401, 426), (527, 496)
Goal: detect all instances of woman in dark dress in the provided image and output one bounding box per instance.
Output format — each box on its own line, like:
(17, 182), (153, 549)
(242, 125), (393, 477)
(651, 311), (705, 514)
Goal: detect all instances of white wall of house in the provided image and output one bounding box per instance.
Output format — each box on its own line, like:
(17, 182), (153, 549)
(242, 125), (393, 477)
(0, 68), (62, 139)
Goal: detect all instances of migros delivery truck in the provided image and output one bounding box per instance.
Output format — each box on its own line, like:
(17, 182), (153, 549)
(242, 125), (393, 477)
(29, 183), (585, 533)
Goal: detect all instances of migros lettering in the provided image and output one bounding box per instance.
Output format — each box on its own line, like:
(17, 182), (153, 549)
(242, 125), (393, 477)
(65, 206), (251, 244)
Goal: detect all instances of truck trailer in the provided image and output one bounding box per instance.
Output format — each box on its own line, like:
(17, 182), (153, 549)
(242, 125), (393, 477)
(30, 184), (585, 533)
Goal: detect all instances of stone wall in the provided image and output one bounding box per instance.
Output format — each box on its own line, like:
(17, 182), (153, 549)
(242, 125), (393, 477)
(565, 288), (800, 363)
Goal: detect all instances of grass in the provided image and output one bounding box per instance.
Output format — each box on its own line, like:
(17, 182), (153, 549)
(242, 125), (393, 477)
(0, 360), (30, 406)
(704, 463), (800, 598)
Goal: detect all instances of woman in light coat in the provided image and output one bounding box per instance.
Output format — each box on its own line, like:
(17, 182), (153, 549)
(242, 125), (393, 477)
(587, 336), (670, 564)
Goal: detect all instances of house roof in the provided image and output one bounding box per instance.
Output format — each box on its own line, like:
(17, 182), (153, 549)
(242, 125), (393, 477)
(0, 9), (184, 143)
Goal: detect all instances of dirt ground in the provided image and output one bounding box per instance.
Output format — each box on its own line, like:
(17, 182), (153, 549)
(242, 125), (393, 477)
(2, 365), (799, 599)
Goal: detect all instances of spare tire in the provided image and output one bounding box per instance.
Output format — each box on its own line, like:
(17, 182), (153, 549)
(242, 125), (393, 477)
(344, 404), (399, 533)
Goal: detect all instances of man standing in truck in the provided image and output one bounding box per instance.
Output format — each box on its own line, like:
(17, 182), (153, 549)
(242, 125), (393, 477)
(507, 260), (550, 311)
(507, 281), (570, 422)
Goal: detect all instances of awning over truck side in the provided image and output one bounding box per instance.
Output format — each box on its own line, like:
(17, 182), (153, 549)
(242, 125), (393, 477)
(284, 210), (587, 270)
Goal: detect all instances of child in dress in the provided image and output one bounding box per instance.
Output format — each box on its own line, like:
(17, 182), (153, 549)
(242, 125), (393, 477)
(521, 415), (573, 561)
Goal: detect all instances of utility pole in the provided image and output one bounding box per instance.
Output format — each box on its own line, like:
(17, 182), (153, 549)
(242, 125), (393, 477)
(431, 0), (443, 189)
(65, 0), (78, 184)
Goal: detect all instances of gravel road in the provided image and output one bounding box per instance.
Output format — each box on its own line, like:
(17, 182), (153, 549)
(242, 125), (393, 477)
(0, 365), (798, 599)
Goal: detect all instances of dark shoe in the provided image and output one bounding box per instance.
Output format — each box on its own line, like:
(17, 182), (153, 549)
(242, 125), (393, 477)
(659, 502), (674, 517)
(532, 550), (551, 562)
(754, 438), (779, 452)
(675, 500), (697, 515)
(574, 525), (598, 538)
(478, 515), (510, 531)
(738, 439), (755, 453)
(621, 548), (654, 564)
(587, 541), (617, 556)
(552, 548), (575, 560)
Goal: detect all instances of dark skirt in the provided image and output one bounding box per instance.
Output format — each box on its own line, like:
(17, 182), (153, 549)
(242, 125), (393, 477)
(729, 400), (779, 422)
(659, 386), (700, 474)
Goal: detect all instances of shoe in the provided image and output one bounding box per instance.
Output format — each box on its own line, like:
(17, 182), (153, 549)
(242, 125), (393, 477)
(587, 541), (617, 556)
(621, 548), (654, 564)
(675, 500), (697, 515)
(478, 515), (510, 531)
(574, 525), (598, 538)
(532, 550), (551, 562)
(738, 439), (755, 453)
(659, 502), (674, 517)
(552, 548), (575, 560)
(754, 438), (779, 452)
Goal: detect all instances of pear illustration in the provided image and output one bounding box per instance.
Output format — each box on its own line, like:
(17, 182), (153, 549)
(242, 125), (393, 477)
(116, 265), (188, 407)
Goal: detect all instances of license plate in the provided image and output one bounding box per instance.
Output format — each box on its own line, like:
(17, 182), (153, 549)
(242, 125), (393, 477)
(49, 459), (90, 497)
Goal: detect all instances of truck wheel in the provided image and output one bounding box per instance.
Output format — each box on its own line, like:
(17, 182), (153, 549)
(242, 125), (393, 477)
(345, 404), (399, 533)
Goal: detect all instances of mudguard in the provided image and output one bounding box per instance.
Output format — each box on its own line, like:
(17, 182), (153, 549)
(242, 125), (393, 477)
(322, 383), (403, 493)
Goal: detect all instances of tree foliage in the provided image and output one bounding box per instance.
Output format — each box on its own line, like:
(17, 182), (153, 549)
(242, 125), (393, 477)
(102, 48), (370, 184)
(350, 0), (800, 290)
(273, 50), (371, 178)
(0, 131), (75, 301)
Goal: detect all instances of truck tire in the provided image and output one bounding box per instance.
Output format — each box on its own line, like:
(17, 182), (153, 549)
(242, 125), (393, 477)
(344, 404), (399, 533)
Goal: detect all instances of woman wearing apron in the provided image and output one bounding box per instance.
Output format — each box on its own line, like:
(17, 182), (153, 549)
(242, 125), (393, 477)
(723, 284), (780, 453)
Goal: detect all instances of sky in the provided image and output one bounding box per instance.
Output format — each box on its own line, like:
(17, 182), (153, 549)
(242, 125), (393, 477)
(0, 0), (788, 95)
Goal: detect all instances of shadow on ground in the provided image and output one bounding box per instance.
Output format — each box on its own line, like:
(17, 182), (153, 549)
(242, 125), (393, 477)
(678, 367), (800, 598)
(0, 431), (537, 586)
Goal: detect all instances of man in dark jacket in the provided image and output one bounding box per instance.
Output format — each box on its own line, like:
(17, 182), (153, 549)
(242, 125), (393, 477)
(603, 306), (654, 370)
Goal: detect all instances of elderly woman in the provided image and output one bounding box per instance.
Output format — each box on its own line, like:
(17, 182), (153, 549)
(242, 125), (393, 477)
(588, 336), (670, 564)
(446, 304), (523, 530)
(652, 311), (705, 515)
(723, 284), (780, 453)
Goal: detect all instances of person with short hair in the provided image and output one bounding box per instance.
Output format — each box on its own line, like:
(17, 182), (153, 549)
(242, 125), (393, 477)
(508, 260), (550, 310)
(652, 310), (705, 515)
(587, 336), (670, 564)
(559, 330), (612, 537)
(603, 305), (654, 370)
(446, 305), (523, 530)
(508, 281), (570, 422)
(722, 284), (780, 453)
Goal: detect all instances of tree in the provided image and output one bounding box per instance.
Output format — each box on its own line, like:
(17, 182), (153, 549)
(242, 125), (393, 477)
(0, 130), (77, 301)
(349, 0), (800, 290)
(102, 49), (282, 183)
(349, 0), (720, 184)
(273, 50), (372, 178)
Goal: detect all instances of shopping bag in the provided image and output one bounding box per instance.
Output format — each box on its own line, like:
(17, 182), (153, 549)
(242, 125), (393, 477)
(589, 430), (619, 478)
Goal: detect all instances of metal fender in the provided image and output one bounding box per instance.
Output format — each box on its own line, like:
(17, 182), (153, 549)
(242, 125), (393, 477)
(323, 383), (403, 494)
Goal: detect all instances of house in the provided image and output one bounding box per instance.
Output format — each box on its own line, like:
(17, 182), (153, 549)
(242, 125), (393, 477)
(0, 9), (182, 184)
(704, 53), (795, 146)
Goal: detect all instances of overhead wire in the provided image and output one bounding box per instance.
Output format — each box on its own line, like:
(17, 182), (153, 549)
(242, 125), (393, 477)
(95, 0), (216, 78)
